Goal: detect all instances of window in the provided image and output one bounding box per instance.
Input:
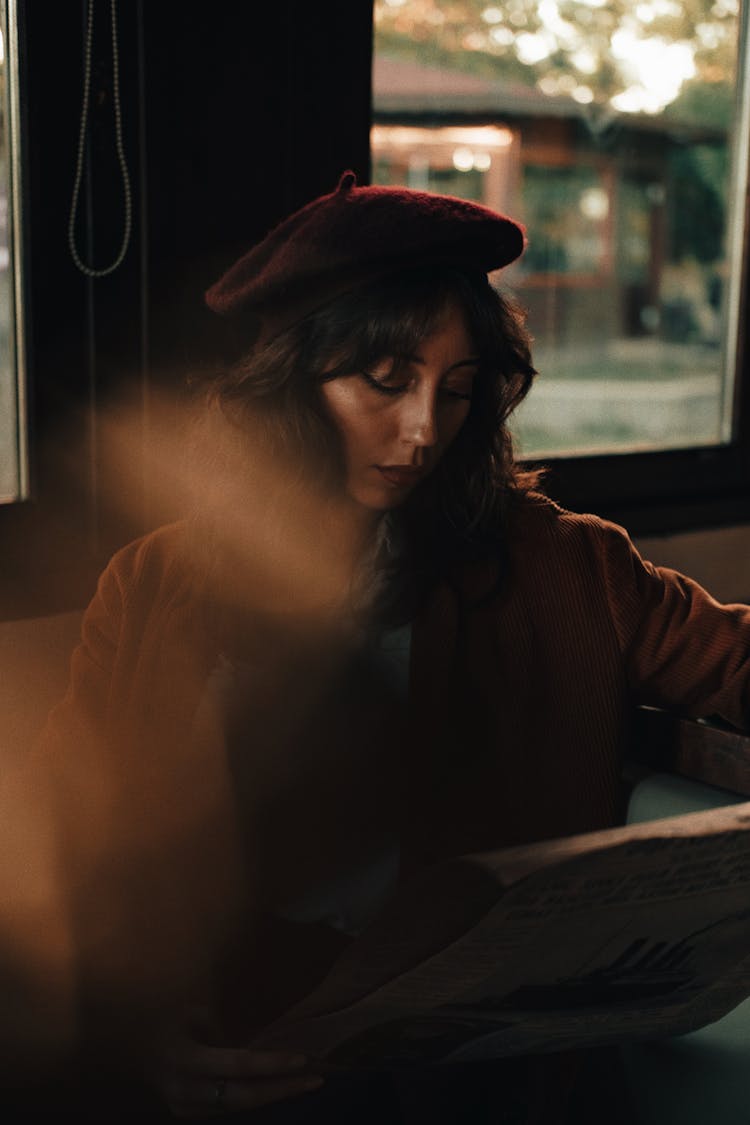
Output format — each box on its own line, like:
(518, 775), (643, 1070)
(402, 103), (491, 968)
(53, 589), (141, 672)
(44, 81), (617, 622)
(0, 0), (27, 503)
(372, 0), (750, 498)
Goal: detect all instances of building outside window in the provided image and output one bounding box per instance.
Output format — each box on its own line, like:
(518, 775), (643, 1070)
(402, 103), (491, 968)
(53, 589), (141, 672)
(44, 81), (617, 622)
(372, 0), (745, 460)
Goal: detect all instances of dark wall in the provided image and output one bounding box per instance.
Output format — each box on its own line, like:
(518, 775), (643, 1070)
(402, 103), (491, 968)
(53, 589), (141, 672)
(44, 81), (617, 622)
(2, 1), (373, 618)
(142, 1), (373, 374)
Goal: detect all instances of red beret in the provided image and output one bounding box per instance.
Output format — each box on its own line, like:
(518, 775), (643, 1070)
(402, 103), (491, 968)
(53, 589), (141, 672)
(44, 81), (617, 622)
(205, 172), (525, 337)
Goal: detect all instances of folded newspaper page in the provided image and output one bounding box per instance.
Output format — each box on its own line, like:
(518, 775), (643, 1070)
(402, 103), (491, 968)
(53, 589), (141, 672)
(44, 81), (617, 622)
(253, 803), (750, 1066)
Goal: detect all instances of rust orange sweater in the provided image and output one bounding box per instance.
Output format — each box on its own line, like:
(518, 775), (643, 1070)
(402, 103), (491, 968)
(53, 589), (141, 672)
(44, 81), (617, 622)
(43, 492), (750, 854)
(36, 494), (750, 1025)
(408, 495), (750, 860)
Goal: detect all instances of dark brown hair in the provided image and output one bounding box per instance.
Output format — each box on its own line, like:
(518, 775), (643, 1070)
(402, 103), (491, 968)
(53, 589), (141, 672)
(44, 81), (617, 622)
(207, 266), (541, 619)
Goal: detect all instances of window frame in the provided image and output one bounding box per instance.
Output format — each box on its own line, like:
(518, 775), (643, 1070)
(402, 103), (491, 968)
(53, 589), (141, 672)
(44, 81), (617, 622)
(0, 0), (29, 504)
(536, 104), (750, 534)
(371, 116), (750, 535)
(371, 4), (750, 537)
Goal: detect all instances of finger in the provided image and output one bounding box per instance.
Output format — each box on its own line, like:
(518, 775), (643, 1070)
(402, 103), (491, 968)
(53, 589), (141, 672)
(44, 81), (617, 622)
(169, 1043), (312, 1080)
(166, 1073), (324, 1116)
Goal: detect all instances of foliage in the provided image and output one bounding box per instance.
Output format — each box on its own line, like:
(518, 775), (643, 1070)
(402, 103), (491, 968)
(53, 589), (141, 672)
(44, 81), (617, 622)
(374, 0), (739, 125)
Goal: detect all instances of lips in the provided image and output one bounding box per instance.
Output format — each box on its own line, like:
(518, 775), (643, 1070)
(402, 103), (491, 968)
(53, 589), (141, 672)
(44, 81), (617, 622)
(376, 465), (424, 487)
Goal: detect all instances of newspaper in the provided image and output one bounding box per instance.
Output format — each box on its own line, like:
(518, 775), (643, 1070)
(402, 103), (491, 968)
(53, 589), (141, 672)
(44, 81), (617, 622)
(253, 803), (750, 1067)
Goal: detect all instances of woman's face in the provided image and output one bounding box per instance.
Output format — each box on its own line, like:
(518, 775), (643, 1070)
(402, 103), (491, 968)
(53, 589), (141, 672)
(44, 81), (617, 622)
(319, 299), (478, 513)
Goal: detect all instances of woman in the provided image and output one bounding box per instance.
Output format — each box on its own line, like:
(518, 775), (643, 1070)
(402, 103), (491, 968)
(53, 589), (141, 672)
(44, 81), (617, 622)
(38, 173), (750, 1121)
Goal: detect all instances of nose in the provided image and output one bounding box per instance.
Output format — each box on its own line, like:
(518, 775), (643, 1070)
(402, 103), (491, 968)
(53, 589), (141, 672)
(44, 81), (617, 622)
(399, 388), (439, 449)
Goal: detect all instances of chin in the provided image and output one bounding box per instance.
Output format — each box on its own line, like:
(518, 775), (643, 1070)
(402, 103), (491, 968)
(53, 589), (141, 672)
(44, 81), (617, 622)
(348, 488), (409, 514)
(346, 473), (425, 513)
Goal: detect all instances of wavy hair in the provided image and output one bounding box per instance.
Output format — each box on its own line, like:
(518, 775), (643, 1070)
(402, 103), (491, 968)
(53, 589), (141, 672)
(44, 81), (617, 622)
(205, 266), (541, 619)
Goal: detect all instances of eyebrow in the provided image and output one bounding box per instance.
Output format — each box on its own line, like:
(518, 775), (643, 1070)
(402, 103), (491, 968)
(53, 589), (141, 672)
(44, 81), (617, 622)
(447, 359), (481, 373)
(397, 353), (481, 373)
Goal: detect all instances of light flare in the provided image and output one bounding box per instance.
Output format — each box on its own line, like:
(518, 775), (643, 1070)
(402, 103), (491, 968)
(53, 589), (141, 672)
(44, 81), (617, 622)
(2, 384), (378, 1065)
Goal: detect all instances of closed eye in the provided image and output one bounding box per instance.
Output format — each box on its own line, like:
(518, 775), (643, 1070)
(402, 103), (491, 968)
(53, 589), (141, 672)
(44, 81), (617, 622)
(359, 369), (410, 396)
(358, 357), (477, 401)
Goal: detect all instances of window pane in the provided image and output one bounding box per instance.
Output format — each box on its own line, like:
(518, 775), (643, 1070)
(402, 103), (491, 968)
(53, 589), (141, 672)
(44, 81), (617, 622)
(0, 0), (27, 501)
(372, 0), (746, 458)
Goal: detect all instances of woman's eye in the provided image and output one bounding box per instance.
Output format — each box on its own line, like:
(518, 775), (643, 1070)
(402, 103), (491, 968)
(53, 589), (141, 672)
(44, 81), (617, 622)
(442, 386), (473, 402)
(441, 377), (475, 401)
(357, 362), (475, 401)
(360, 368), (410, 396)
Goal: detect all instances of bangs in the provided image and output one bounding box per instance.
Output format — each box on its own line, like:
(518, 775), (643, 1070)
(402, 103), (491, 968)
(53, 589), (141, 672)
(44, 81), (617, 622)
(208, 259), (539, 609)
(305, 267), (501, 380)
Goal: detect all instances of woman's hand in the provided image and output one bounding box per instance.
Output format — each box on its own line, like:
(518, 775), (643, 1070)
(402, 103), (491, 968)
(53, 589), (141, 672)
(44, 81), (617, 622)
(151, 1017), (324, 1118)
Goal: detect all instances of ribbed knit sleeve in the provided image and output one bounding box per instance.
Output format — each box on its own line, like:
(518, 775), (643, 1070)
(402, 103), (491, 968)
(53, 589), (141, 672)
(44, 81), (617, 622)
(32, 545), (142, 792)
(35, 530), (178, 765)
(593, 517), (750, 729)
(31, 526), (245, 1026)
